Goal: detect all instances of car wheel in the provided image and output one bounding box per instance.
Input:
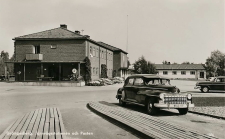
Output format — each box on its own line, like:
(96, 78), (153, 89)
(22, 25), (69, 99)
(147, 99), (158, 115)
(202, 87), (209, 93)
(119, 99), (126, 106)
(178, 108), (188, 115)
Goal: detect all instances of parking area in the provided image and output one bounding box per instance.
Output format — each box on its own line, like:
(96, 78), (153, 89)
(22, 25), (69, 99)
(0, 80), (224, 139)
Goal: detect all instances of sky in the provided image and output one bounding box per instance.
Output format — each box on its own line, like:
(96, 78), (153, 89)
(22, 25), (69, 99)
(0, 0), (224, 64)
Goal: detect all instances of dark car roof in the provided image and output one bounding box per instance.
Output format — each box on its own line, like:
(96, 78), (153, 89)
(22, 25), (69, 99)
(217, 76), (225, 78)
(127, 74), (170, 79)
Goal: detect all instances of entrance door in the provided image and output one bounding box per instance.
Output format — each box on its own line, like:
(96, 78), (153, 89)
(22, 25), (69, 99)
(200, 72), (204, 78)
(48, 64), (59, 80)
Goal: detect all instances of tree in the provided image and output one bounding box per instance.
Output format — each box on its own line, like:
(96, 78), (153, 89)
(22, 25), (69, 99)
(133, 56), (157, 74)
(162, 60), (168, 64)
(205, 50), (225, 77)
(181, 61), (194, 64)
(84, 57), (92, 84)
(127, 59), (131, 68)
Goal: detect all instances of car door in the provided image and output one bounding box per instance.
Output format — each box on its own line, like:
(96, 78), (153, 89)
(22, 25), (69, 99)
(123, 77), (135, 101)
(133, 77), (145, 103)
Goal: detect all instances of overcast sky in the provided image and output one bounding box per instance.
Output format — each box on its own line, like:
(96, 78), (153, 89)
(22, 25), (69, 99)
(0, 0), (224, 64)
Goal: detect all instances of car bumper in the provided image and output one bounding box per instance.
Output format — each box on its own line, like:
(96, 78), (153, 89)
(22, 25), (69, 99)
(194, 86), (201, 89)
(154, 103), (195, 109)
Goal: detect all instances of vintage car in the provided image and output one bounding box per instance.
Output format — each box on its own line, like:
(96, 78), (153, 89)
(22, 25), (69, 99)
(195, 76), (225, 92)
(116, 74), (194, 115)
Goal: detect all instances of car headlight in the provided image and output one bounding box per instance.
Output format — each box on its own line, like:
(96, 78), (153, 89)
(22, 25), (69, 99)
(187, 94), (192, 99)
(159, 93), (165, 99)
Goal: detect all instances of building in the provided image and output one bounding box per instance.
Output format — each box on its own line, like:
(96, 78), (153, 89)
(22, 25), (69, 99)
(12, 24), (128, 81)
(155, 64), (206, 79)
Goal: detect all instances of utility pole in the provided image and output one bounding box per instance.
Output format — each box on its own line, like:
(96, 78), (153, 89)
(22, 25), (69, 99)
(126, 15), (128, 53)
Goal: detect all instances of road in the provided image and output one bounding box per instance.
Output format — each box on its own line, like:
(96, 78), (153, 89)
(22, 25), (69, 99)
(0, 80), (224, 139)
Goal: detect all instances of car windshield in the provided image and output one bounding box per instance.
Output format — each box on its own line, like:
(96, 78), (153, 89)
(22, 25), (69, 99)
(144, 78), (170, 85)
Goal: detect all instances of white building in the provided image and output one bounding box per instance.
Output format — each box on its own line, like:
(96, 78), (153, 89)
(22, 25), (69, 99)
(155, 64), (206, 80)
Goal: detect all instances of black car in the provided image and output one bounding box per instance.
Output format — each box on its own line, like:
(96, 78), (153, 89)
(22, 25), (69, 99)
(116, 74), (194, 115)
(195, 76), (225, 92)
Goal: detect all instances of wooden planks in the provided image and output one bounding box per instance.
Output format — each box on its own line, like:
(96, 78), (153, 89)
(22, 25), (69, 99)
(89, 102), (218, 139)
(0, 108), (66, 139)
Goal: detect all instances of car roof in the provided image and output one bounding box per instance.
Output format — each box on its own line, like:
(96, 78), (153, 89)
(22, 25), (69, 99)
(127, 74), (170, 79)
(217, 76), (225, 78)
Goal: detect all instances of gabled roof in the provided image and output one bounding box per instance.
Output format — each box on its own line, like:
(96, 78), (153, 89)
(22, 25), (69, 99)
(154, 64), (205, 70)
(14, 27), (83, 40)
(13, 25), (129, 55)
(97, 42), (128, 54)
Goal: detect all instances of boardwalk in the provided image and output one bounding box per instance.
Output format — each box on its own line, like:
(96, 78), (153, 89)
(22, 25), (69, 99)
(89, 101), (218, 139)
(0, 108), (66, 139)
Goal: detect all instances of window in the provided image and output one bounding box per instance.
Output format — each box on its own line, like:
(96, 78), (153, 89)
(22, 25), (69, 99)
(93, 68), (95, 75)
(181, 71), (186, 75)
(127, 78), (134, 85)
(172, 71), (177, 75)
(96, 68), (98, 75)
(51, 44), (57, 49)
(35, 45), (40, 54)
(163, 71), (168, 75)
(90, 47), (92, 56)
(134, 78), (144, 86)
(153, 79), (160, 85)
(190, 71), (195, 75)
(96, 49), (98, 57)
(93, 48), (95, 57)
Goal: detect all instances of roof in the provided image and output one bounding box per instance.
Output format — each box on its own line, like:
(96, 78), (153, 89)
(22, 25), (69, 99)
(13, 25), (128, 55)
(14, 27), (83, 40)
(154, 64), (205, 70)
(128, 74), (170, 79)
(97, 42), (128, 54)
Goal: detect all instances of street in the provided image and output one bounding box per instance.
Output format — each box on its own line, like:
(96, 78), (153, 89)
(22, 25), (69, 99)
(0, 80), (225, 139)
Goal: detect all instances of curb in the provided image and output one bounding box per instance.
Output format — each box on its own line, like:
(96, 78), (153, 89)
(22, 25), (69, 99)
(188, 111), (225, 120)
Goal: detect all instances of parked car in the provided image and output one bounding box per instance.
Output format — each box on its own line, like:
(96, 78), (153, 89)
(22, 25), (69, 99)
(195, 76), (225, 92)
(116, 74), (194, 115)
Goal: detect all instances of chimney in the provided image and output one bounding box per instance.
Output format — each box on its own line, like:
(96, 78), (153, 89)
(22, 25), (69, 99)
(84, 35), (90, 39)
(75, 30), (80, 34)
(60, 24), (67, 29)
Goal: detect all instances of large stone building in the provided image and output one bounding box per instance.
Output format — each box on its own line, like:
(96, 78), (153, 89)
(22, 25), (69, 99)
(12, 24), (128, 81)
(155, 64), (206, 79)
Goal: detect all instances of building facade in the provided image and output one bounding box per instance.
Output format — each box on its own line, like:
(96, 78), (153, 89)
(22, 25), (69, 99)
(12, 24), (128, 81)
(155, 64), (206, 79)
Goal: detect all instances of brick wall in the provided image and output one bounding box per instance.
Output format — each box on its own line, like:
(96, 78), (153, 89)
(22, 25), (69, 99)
(113, 52), (121, 77)
(15, 40), (86, 62)
(87, 41), (113, 80)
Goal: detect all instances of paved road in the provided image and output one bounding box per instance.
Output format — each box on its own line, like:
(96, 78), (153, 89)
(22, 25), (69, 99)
(0, 81), (224, 139)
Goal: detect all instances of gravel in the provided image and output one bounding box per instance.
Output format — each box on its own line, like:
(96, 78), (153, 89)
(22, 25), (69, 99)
(189, 97), (225, 119)
(189, 107), (225, 119)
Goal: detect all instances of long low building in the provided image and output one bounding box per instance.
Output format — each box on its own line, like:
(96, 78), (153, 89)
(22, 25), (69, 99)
(155, 64), (206, 80)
